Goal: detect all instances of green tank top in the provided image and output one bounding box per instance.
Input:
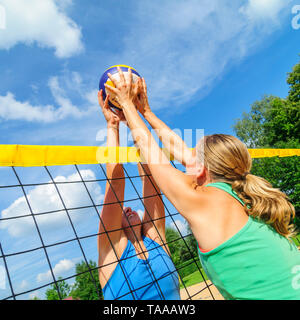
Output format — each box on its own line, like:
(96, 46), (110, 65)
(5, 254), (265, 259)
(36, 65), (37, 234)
(197, 182), (300, 300)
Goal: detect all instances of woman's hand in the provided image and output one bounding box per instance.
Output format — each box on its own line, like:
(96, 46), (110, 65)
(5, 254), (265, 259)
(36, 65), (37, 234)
(134, 77), (152, 117)
(104, 67), (138, 110)
(98, 89), (126, 128)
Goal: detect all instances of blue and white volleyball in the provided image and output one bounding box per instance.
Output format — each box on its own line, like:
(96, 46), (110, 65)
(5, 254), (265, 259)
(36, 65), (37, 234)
(99, 65), (141, 110)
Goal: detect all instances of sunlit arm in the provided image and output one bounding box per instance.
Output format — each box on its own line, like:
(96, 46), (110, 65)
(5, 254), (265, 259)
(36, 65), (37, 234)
(98, 123), (125, 258)
(144, 110), (192, 167)
(121, 102), (200, 221)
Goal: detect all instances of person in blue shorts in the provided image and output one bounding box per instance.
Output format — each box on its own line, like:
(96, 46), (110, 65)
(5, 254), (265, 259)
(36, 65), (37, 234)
(97, 90), (180, 300)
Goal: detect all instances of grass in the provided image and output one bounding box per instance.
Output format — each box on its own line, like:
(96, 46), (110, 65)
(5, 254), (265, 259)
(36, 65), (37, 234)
(179, 268), (208, 289)
(177, 257), (208, 289)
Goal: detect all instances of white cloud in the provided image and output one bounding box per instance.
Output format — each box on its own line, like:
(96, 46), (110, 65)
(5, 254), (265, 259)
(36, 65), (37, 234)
(28, 290), (40, 300)
(37, 259), (75, 283)
(48, 76), (86, 120)
(0, 4), (6, 30)
(169, 219), (188, 236)
(0, 71), (98, 122)
(19, 280), (29, 291)
(48, 74), (99, 118)
(0, 170), (104, 237)
(240, 0), (292, 21)
(84, 89), (100, 109)
(0, 92), (57, 122)
(119, 0), (292, 108)
(0, 0), (83, 58)
(0, 264), (5, 289)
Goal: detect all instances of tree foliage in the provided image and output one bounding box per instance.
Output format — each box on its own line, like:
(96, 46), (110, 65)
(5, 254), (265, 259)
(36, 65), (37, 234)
(234, 96), (299, 148)
(45, 277), (71, 300)
(233, 59), (300, 220)
(287, 60), (300, 103)
(45, 261), (103, 300)
(70, 260), (103, 300)
(165, 225), (201, 278)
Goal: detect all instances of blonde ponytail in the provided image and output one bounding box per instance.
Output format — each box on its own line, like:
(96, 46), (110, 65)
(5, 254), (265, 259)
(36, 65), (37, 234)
(231, 174), (296, 238)
(196, 134), (296, 238)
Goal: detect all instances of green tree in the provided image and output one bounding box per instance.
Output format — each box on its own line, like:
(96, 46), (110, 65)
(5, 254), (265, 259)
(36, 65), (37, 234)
(165, 227), (182, 266)
(287, 59), (300, 103)
(233, 95), (275, 148)
(233, 59), (300, 222)
(234, 96), (299, 148)
(70, 260), (103, 300)
(45, 277), (71, 300)
(185, 224), (198, 258)
(165, 225), (200, 267)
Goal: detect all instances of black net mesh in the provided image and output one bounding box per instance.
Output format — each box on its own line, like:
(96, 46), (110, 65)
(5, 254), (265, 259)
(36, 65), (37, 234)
(0, 162), (219, 300)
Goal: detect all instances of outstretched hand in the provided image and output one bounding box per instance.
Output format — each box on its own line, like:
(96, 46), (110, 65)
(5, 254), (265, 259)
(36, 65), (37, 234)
(134, 77), (152, 117)
(104, 67), (138, 110)
(98, 89), (126, 127)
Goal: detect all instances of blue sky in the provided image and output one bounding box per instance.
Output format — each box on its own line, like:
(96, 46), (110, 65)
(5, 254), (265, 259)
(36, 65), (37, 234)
(0, 0), (299, 146)
(0, 0), (300, 300)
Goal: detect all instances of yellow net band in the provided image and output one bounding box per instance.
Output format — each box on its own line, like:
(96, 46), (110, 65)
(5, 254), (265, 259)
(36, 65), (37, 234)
(0, 145), (299, 167)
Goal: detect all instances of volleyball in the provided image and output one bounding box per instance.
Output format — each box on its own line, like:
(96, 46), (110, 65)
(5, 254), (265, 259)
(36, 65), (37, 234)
(99, 65), (141, 110)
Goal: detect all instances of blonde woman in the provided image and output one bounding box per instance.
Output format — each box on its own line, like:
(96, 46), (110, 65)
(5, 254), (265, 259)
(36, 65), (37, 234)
(103, 67), (300, 300)
(97, 90), (180, 300)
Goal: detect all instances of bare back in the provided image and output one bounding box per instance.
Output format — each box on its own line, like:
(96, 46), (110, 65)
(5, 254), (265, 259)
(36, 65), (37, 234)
(187, 185), (249, 251)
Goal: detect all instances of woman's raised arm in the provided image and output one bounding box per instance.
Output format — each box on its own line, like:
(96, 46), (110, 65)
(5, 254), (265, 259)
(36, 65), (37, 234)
(135, 78), (192, 167)
(104, 69), (208, 223)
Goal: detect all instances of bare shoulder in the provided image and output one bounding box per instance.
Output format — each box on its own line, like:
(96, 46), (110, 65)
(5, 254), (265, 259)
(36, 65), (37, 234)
(187, 185), (249, 251)
(188, 184), (246, 223)
(180, 185), (215, 222)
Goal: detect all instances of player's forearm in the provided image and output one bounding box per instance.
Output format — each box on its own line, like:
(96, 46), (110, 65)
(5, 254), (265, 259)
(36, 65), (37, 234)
(106, 124), (124, 182)
(144, 111), (192, 167)
(100, 125), (125, 236)
(122, 102), (170, 167)
(137, 162), (161, 197)
(106, 123), (119, 147)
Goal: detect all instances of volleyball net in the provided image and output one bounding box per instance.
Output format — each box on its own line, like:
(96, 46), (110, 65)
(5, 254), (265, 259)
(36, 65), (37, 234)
(0, 145), (299, 300)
